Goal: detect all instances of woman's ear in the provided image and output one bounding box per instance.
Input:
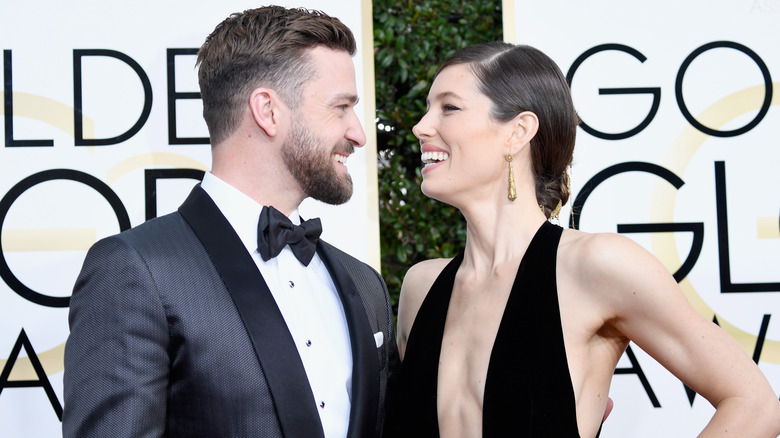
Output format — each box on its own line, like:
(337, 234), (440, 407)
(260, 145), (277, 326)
(507, 111), (539, 154)
(249, 88), (281, 137)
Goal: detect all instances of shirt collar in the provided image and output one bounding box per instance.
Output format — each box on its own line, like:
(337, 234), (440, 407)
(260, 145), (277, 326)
(200, 172), (302, 254)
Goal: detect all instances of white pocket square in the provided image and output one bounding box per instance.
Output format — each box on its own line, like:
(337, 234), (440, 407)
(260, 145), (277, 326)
(374, 331), (384, 348)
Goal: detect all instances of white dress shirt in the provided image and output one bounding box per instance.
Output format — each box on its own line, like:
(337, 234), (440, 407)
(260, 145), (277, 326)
(201, 172), (353, 438)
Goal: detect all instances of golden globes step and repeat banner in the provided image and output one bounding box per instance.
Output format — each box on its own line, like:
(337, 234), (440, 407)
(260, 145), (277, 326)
(504, 0), (779, 435)
(0, 1), (377, 435)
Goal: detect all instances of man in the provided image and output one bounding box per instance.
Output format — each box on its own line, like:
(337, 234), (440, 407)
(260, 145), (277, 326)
(63, 6), (398, 438)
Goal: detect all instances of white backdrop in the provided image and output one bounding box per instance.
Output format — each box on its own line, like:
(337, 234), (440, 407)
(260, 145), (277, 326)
(505, 0), (779, 436)
(0, 1), (377, 436)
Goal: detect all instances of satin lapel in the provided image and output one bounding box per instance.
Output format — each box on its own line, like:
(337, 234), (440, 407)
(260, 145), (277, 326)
(317, 242), (380, 438)
(178, 185), (324, 438)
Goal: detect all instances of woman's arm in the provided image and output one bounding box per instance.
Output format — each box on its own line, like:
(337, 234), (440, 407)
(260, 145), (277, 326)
(581, 233), (780, 437)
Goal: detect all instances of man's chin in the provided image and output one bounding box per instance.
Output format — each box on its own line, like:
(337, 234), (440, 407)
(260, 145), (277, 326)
(309, 180), (353, 205)
(312, 193), (352, 206)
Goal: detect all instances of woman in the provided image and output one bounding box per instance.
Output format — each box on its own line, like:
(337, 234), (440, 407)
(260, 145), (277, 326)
(384, 42), (780, 438)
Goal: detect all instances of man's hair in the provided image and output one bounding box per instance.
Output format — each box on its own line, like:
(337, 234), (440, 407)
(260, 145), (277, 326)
(196, 6), (356, 145)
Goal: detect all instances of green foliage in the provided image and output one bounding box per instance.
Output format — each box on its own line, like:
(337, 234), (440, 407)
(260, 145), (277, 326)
(373, 0), (503, 309)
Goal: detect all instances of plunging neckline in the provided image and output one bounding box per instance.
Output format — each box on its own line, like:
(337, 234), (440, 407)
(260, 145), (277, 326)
(385, 220), (582, 437)
(434, 221), (576, 432)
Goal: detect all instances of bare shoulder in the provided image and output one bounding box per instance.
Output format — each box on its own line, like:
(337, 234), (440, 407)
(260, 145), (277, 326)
(396, 258), (452, 359)
(560, 228), (644, 261)
(559, 228), (664, 285)
(402, 258), (451, 297)
(557, 228), (679, 314)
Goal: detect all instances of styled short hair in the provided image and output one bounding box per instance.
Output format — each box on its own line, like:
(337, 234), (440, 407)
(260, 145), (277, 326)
(435, 42), (578, 217)
(196, 6), (356, 145)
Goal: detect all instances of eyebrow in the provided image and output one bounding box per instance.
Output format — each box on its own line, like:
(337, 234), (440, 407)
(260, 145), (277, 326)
(425, 91), (462, 107)
(330, 93), (360, 106)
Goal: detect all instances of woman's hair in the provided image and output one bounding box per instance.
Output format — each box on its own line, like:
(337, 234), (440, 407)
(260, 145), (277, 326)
(435, 42), (578, 217)
(196, 6), (356, 145)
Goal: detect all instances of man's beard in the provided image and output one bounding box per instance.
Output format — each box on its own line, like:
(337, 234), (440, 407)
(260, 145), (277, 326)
(282, 118), (354, 205)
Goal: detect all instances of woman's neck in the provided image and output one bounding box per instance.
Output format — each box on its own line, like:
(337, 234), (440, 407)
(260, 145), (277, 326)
(458, 192), (547, 275)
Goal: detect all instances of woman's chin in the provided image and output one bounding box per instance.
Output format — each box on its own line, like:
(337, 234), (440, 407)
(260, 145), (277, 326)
(420, 182), (435, 199)
(420, 184), (452, 205)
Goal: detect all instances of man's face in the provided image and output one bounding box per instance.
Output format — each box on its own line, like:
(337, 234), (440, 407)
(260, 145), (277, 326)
(281, 46), (366, 205)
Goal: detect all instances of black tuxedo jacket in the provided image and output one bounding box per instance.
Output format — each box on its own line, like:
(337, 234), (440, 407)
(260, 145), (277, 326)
(63, 185), (398, 437)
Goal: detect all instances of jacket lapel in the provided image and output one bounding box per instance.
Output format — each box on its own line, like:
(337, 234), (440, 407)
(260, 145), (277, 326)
(178, 185), (325, 438)
(317, 242), (380, 438)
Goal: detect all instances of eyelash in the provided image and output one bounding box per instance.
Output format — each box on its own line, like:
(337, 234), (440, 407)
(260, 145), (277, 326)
(443, 104), (460, 112)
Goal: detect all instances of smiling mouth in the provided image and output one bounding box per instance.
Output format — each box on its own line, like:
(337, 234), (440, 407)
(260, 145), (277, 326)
(333, 153), (349, 164)
(421, 151), (450, 168)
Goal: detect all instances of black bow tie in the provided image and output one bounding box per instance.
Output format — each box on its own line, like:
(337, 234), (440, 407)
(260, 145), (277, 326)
(257, 206), (322, 266)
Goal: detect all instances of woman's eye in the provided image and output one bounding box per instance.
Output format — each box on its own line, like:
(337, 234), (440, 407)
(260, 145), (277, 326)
(443, 104), (460, 112)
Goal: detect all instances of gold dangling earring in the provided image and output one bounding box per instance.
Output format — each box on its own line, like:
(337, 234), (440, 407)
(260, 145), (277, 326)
(506, 155), (516, 201)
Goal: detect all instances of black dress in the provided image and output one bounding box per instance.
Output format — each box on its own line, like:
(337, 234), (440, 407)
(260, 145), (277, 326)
(384, 221), (589, 437)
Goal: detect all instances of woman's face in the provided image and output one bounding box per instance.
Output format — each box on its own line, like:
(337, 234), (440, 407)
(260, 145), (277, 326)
(413, 64), (509, 205)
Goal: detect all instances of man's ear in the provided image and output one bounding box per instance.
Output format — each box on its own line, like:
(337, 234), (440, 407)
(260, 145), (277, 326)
(249, 88), (281, 137)
(507, 111), (539, 154)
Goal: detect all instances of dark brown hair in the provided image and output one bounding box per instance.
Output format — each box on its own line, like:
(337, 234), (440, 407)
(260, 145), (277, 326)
(196, 6), (357, 145)
(435, 42), (578, 217)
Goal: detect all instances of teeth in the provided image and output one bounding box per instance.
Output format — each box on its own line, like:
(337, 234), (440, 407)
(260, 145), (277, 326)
(334, 154), (348, 164)
(421, 151), (450, 164)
